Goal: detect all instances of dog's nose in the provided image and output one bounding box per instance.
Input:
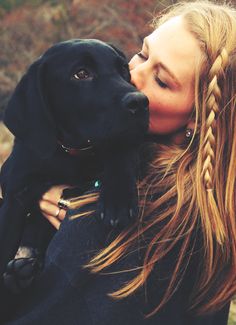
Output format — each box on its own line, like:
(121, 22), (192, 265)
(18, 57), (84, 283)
(123, 92), (149, 115)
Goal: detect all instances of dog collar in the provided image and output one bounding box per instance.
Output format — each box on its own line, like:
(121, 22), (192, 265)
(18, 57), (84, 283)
(58, 140), (93, 156)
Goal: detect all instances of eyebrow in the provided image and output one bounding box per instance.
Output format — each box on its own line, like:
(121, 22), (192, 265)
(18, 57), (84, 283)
(143, 37), (182, 88)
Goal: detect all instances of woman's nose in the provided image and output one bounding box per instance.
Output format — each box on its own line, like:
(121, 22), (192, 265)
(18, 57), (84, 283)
(130, 68), (144, 91)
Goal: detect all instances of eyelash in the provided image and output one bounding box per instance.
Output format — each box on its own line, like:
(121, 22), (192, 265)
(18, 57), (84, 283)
(137, 52), (168, 89)
(136, 52), (168, 89)
(155, 77), (168, 89)
(136, 52), (147, 60)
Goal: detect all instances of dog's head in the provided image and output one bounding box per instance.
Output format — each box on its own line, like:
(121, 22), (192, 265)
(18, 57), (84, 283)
(4, 39), (149, 158)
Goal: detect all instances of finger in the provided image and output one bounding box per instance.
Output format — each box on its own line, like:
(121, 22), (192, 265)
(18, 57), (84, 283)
(42, 185), (71, 204)
(42, 185), (65, 202)
(57, 208), (67, 221)
(39, 200), (67, 221)
(39, 199), (59, 217)
(44, 214), (61, 230)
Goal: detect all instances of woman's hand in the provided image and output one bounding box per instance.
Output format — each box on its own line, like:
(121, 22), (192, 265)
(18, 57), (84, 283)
(39, 185), (70, 230)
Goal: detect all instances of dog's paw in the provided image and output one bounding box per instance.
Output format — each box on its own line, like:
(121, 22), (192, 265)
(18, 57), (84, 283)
(3, 256), (43, 294)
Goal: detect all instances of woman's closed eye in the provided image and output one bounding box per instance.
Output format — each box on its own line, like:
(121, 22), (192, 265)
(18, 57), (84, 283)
(155, 76), (168, 89)
(136, 52), (148, 60)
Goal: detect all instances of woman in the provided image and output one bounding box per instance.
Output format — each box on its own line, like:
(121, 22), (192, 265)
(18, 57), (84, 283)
(5, 1), (236, 324)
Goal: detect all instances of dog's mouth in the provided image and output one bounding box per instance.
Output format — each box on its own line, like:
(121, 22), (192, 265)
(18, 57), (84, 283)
(57, 126), (95, 156)
(58, 139), (93, 156)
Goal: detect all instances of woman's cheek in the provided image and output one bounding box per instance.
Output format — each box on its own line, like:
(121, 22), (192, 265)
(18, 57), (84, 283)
(148, 96), (177, 134)
(149, 95), (165, 116)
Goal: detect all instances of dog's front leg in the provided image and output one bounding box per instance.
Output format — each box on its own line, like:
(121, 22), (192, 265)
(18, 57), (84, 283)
(0, 182), (53, 294)
(0, 192), (32, 276)
(0, 191), (41, 319)
(97, 147), (140, 229)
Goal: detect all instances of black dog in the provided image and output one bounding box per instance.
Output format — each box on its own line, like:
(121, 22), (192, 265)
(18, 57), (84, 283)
(0, 39), (149, 294)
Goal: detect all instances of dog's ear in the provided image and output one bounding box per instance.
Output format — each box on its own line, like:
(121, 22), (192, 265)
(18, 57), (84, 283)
(108, 43), (127, 61)
(4, 57), (57, 159)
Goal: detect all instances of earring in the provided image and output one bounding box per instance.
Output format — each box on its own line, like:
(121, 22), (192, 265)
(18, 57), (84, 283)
(185, 128), (193, 140)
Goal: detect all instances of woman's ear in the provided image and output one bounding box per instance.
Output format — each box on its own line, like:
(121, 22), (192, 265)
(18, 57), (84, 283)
(171, 119), (196, 145)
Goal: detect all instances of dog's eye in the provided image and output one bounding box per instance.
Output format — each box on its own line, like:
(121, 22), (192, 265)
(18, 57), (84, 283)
(72, 69), (92, 80)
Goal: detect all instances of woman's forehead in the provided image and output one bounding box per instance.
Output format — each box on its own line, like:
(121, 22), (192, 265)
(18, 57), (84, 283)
(145, 17), (202, 83)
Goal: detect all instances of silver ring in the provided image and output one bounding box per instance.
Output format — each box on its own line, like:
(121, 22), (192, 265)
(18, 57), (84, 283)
(58, 198), (70, 210)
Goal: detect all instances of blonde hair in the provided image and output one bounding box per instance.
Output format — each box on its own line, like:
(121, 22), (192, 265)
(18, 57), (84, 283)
(70, 1), (236, 317)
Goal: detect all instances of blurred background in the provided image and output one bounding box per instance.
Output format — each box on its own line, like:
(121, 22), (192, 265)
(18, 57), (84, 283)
(0, 1), (235, 323)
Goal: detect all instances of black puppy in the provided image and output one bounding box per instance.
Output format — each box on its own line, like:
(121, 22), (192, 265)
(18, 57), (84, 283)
(0, 39), (149, 292)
